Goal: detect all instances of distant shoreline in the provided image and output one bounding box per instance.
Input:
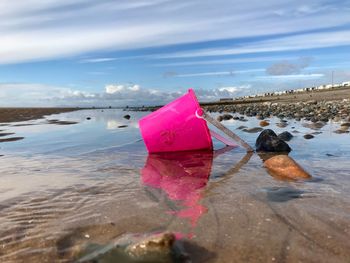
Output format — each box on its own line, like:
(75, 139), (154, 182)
(127, 86), (350, 112)
(1, 87), (349, 123)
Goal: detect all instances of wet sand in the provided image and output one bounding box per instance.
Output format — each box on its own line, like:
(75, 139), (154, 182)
(0, 109), (349, 262)
(0, 108), (80, 123)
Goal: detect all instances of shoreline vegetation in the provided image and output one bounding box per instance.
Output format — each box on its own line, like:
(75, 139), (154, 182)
(1, 87), (349, 123)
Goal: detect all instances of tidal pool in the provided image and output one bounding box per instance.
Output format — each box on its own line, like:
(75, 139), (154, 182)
(0, 109), (349, 262)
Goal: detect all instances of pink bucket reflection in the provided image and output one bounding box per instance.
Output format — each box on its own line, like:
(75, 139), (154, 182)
(141, 150), (213, 230)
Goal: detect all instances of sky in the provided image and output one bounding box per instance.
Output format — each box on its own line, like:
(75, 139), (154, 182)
(1, 0), (350, 107)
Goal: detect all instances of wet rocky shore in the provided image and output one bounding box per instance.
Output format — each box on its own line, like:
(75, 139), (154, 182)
(204, 99), (350, 123)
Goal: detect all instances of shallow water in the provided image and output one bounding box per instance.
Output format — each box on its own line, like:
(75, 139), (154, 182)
(0, 109), (349, 262)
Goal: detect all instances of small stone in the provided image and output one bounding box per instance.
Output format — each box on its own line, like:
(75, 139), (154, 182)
(86, 117), (91, 120)
(217, 115), (224, 122)
(304, 134), (314, 139)
(259, 120), (270, 127)
(276, 122), (288, 128)
(222, 113), (233, 120)
(340, 122), (350, 127)
(277, 131), (293, 141)
(242, 127), (264, 133)
(333, 129), (349, 134)
(123, 114), (131, 120)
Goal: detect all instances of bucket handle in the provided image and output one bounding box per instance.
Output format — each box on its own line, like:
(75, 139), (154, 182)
(196, 109), (254, 152)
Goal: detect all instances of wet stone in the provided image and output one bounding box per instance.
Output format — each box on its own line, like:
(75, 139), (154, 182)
(303, 134), (314, 139)
(259, 120), (270, 127)
(334, 129), (350, 134)
(242, 127), (264, 133)
(76, 232), (190, 263)
(123, 115), (131, 120)
(222, 113), (233, 120)
(264, 155), (311, 180)
(277, 131), (293, 141)
(256, 129), (291, 153)
(276, 122), (288, 128)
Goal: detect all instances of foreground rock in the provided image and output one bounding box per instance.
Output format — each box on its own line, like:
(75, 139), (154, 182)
(264, 155), (311, 180)
(256, 129), (291, 153)
(77, 232), (190, 263)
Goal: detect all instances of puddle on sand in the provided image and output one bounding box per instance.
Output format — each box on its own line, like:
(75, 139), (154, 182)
(0, 109), (349, 262)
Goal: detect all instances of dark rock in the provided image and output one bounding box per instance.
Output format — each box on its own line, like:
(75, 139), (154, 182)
(123, 114), (131, 120)
(236, 125), (247, 130)
(86, 117), (91, 120)
(277, 131), (293, 141)
(118, 125), (128, 128)
(222, 113), (233, 120)
(232, 116), (240, 120)
(340, 122), (350, 127)
(303, 134), (314, 139)
(256, 129), (291, 153)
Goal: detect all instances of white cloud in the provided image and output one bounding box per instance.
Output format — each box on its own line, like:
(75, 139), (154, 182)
(105, 84), (141, 94)
(153, 30), (350, 59)
(0, 82), (251, 106)
(151, 56), (295, 67)
(172, 69), (264, 77)
(79, 57), (118, 63)
(0, 0), (349, 64)
(258, 73), (324, 80)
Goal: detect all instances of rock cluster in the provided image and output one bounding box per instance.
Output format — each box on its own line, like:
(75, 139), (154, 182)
(205, 100), (350, 123)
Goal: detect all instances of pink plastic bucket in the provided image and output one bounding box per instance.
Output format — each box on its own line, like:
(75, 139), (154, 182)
(139, 89), (212, 153)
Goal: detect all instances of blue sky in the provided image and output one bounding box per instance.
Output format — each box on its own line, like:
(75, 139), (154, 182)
(0, 0), (350, 106)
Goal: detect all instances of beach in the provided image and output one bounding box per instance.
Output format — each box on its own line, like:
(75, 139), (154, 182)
(0, 96), (350, 262)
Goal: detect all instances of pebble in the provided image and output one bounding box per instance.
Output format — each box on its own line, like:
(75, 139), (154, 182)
(242, 127), (264, 133)
(277, 131), (293, 141)
(304, 134), (314, 139)
(259, 120), (270, 127)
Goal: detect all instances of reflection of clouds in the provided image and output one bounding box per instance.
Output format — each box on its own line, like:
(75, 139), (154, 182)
(107, 120), (139, 130)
